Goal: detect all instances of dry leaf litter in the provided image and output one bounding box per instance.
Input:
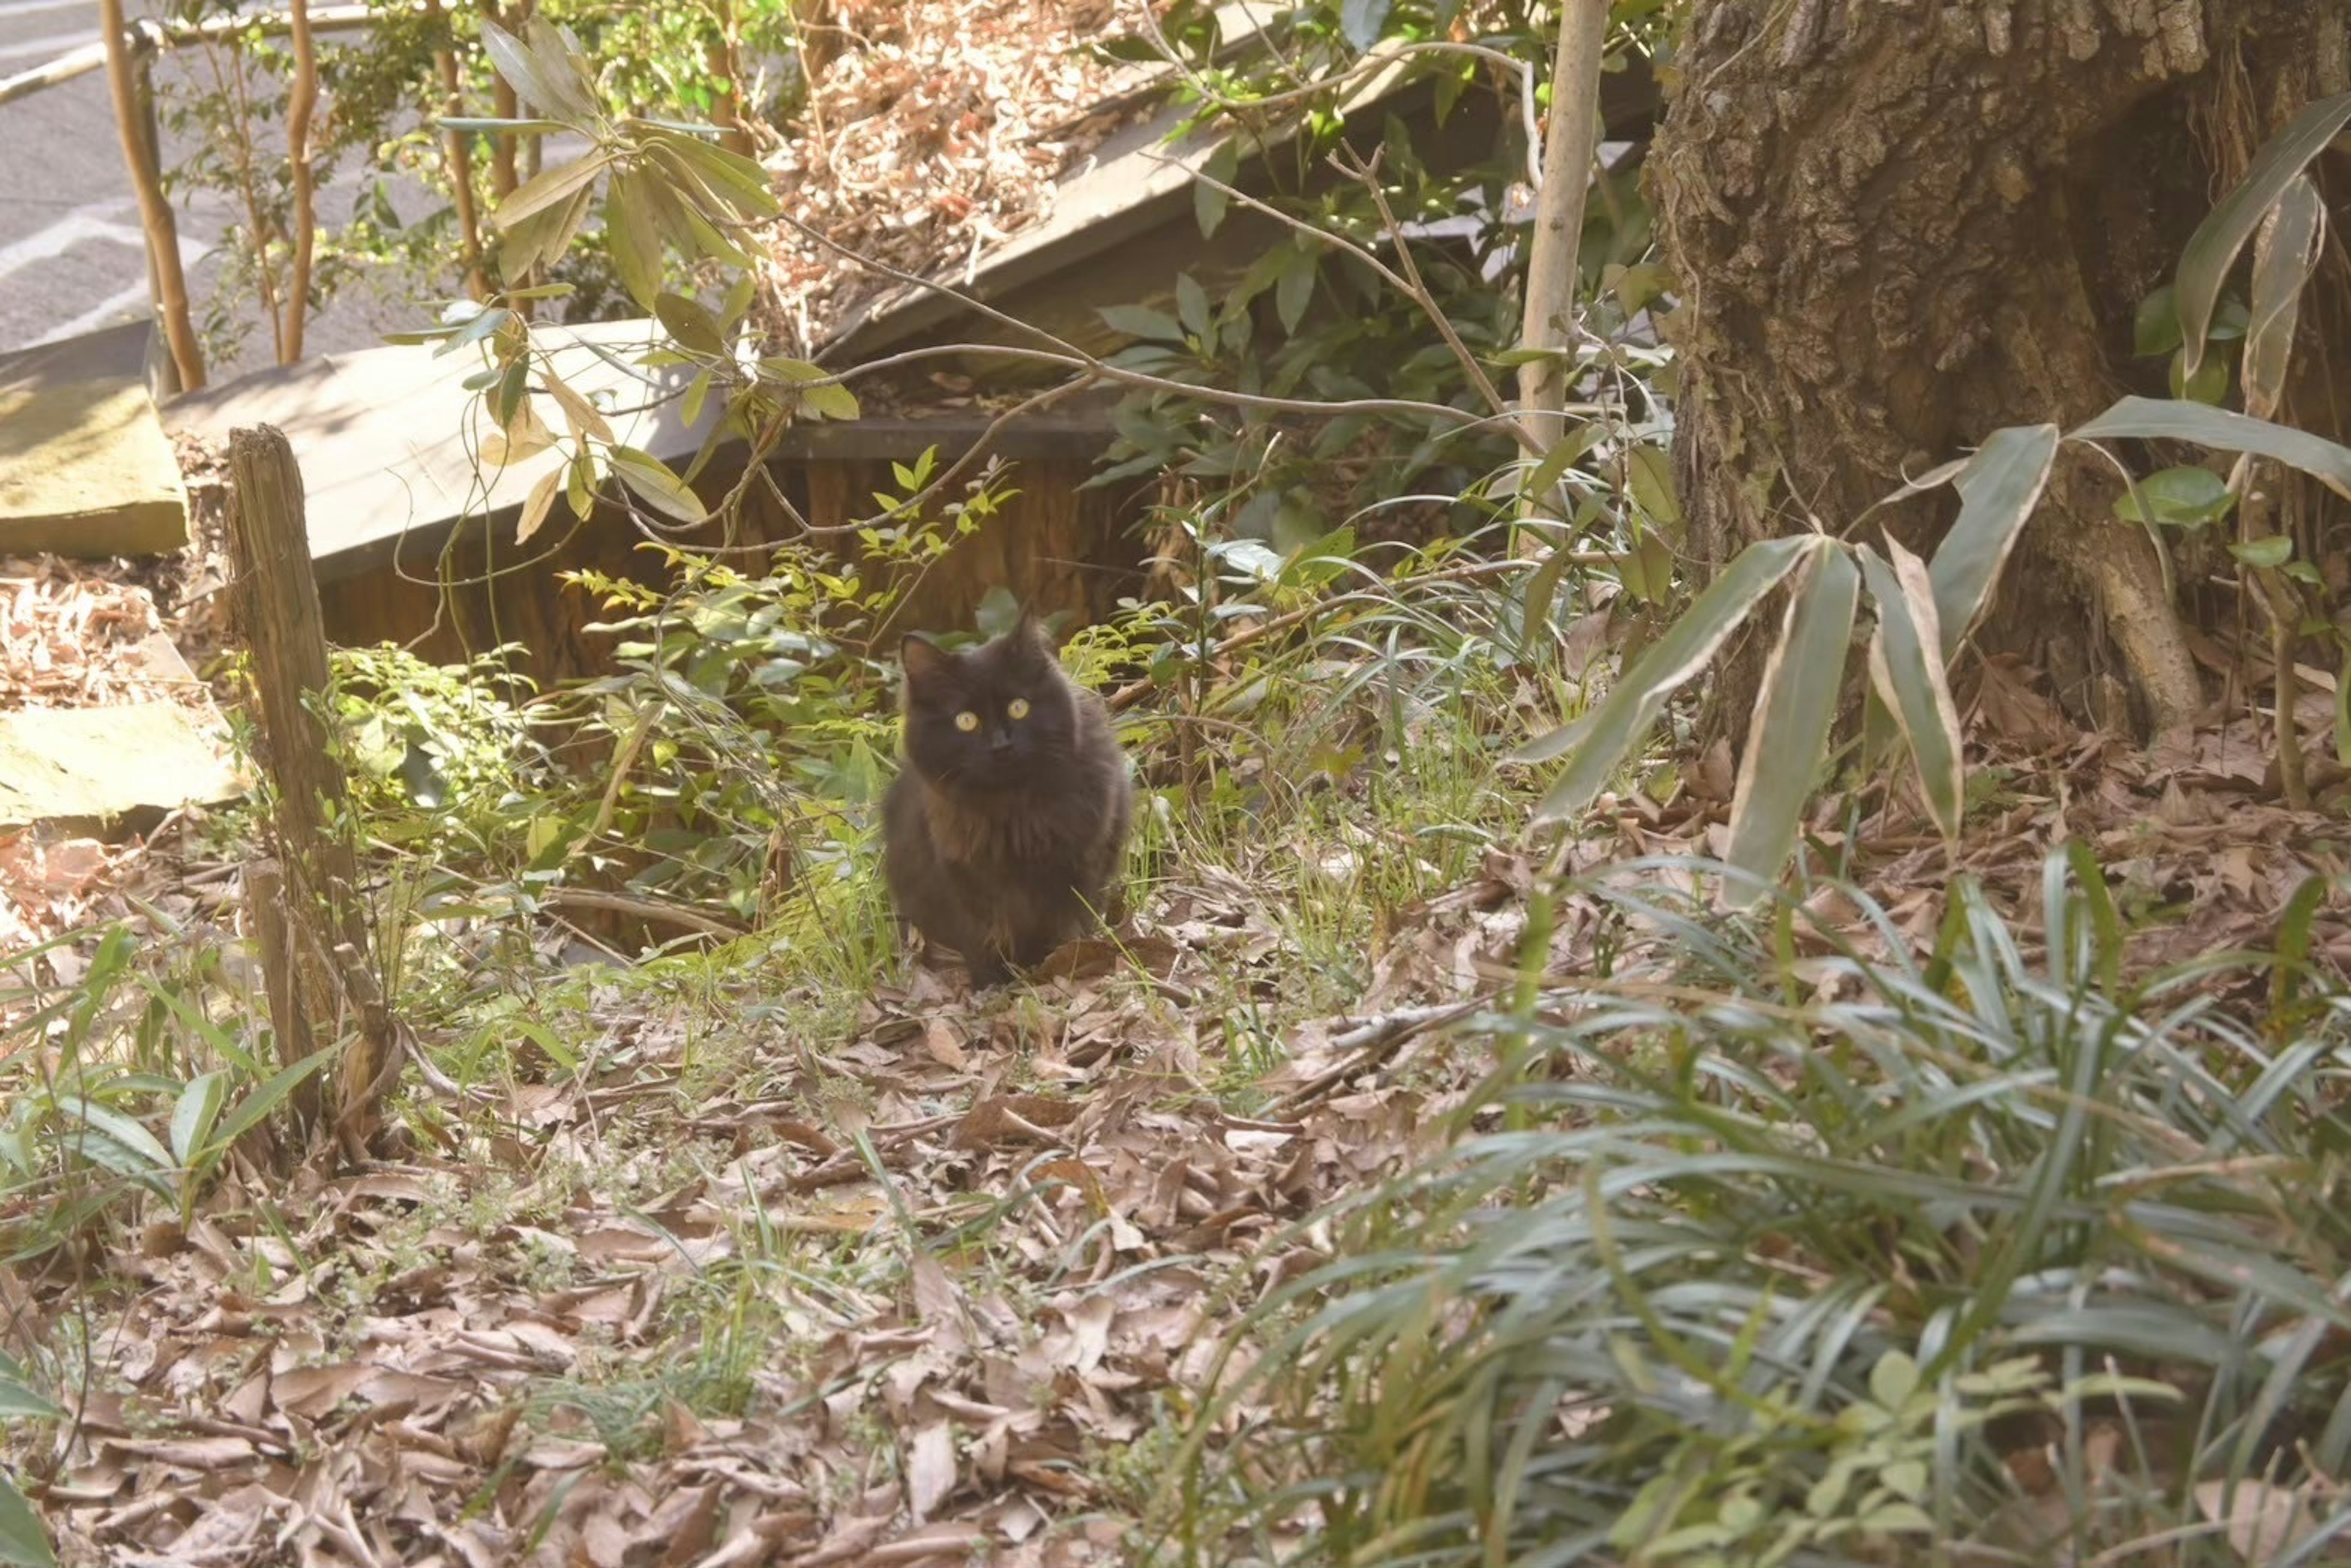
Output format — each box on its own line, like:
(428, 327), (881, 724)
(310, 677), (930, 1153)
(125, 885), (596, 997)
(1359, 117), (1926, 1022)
(758, 0), (1156, 358)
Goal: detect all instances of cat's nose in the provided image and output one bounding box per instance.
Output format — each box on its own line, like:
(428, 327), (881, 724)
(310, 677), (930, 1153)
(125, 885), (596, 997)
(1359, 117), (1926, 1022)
(989, 731), (1013, 752)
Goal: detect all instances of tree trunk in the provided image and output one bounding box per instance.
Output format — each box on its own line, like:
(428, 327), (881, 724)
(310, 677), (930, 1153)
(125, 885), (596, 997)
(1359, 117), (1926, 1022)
(1649, 0), (2351, 748)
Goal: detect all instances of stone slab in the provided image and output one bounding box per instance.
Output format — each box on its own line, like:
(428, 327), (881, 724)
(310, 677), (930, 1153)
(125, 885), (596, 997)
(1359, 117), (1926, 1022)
(0, 700), (242, 830)
(0, 321), (190, 558)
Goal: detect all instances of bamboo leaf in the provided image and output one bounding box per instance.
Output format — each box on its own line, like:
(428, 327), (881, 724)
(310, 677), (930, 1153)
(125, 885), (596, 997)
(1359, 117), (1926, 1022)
(209, 1053), (333, 1155)
(1861, 542), (1965, 842)
(1923, 423), (2057, 659)
(2071, 396), (2351, 501)
(1724, 544), (1859, 906)
(59, 1098), (173, 1173)
(2176, 90), (2351, 377)
(2241, 174), (2324, 418)
(1518, 546), (1575, 662)
(1530, 534), (1817, 825)
(0, 1475), (51, 1568)
(168, 1071), (227, 1165)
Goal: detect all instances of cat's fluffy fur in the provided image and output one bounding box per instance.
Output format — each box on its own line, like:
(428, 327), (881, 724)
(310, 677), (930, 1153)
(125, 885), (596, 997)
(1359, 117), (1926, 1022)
(882, 612), (1131, 986)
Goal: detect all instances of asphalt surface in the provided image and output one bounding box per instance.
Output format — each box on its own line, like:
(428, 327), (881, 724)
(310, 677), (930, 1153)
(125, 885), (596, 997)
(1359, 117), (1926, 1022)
(0, 0), (418, 374)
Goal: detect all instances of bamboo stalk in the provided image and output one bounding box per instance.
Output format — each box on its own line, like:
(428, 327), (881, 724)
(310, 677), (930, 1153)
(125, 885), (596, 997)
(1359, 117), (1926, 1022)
(423, 0), (490, 299)
(283, 0), (319, 361)
(1515, 0), (1610, 460)
(97, 0), (205, 391)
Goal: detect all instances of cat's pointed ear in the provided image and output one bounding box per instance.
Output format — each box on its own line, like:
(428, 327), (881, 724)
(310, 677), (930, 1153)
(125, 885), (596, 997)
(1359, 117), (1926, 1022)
(1013, 606), (1056, 653)
(901, 633), (954, 687)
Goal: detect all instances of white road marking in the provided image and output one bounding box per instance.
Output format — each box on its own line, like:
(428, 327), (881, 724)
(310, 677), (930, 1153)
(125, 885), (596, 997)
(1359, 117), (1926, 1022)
(21, 224), (206, 345)
(0, 28), (94, 61)
(0, 198), (138, 282)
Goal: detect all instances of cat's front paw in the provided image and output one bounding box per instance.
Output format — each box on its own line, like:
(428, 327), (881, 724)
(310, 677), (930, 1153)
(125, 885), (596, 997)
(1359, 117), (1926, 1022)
(966, 955), (1014, 991)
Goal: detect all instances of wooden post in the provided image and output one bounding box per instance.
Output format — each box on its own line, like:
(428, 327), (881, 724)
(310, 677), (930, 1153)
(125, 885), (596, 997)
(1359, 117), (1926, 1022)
(227, 426), (397, 1158)
(99, 5), (205, 391)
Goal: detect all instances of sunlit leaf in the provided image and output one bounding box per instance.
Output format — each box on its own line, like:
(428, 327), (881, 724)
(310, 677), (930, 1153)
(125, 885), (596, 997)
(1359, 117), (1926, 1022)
(654, 291), (727, 356)
(2176, 90), (2351, 377)
(489, 152), (606, 231)
(609, 446), (706, 523)
(59, 1097), (173, 1172)
(1529, 534), (1816, 824)
(800, 380), (860, 421)
(541, 370), (613, 443)
(654, 129), (781, 219)
(516, 468), (563, 546)
(1724, 543), (1858, 906)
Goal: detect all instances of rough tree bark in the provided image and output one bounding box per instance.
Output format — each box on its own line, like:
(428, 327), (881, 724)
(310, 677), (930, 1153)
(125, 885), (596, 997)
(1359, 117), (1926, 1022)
(1649, 0), (2351, 746)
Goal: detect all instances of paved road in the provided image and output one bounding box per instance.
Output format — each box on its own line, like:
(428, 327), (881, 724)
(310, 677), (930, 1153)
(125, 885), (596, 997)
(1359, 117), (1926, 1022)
(0, 0), (420, 375)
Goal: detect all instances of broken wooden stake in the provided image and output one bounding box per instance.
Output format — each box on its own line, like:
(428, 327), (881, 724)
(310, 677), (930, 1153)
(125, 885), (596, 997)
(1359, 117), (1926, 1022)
(226, 424), (396, 1158)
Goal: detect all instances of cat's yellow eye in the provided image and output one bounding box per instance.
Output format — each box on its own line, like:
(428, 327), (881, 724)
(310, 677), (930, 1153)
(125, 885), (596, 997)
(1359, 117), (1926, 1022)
(954, 710), (980, 732)
(1007, 698), (1031, 720)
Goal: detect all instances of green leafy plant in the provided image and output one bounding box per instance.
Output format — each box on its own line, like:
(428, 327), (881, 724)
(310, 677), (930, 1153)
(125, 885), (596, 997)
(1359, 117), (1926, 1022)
(1515, 92), (2351, 901)
(1172, 844), (2351, 1566)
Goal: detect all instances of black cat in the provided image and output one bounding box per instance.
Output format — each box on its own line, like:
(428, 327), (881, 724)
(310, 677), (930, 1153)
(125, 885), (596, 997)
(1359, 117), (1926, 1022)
(882, 612), (1132, 986)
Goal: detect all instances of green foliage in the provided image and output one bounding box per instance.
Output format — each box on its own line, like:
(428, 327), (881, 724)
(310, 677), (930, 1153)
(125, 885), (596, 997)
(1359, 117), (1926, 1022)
(1175, 846), (2351, 1566)
(152, 0), (800, 369)
(0, 919), (327, 1242)
(1095, 0), (1673, 561)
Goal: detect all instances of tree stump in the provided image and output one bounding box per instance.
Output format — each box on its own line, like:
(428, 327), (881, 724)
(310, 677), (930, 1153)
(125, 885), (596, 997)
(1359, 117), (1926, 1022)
(227, 424), (397, 1160)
